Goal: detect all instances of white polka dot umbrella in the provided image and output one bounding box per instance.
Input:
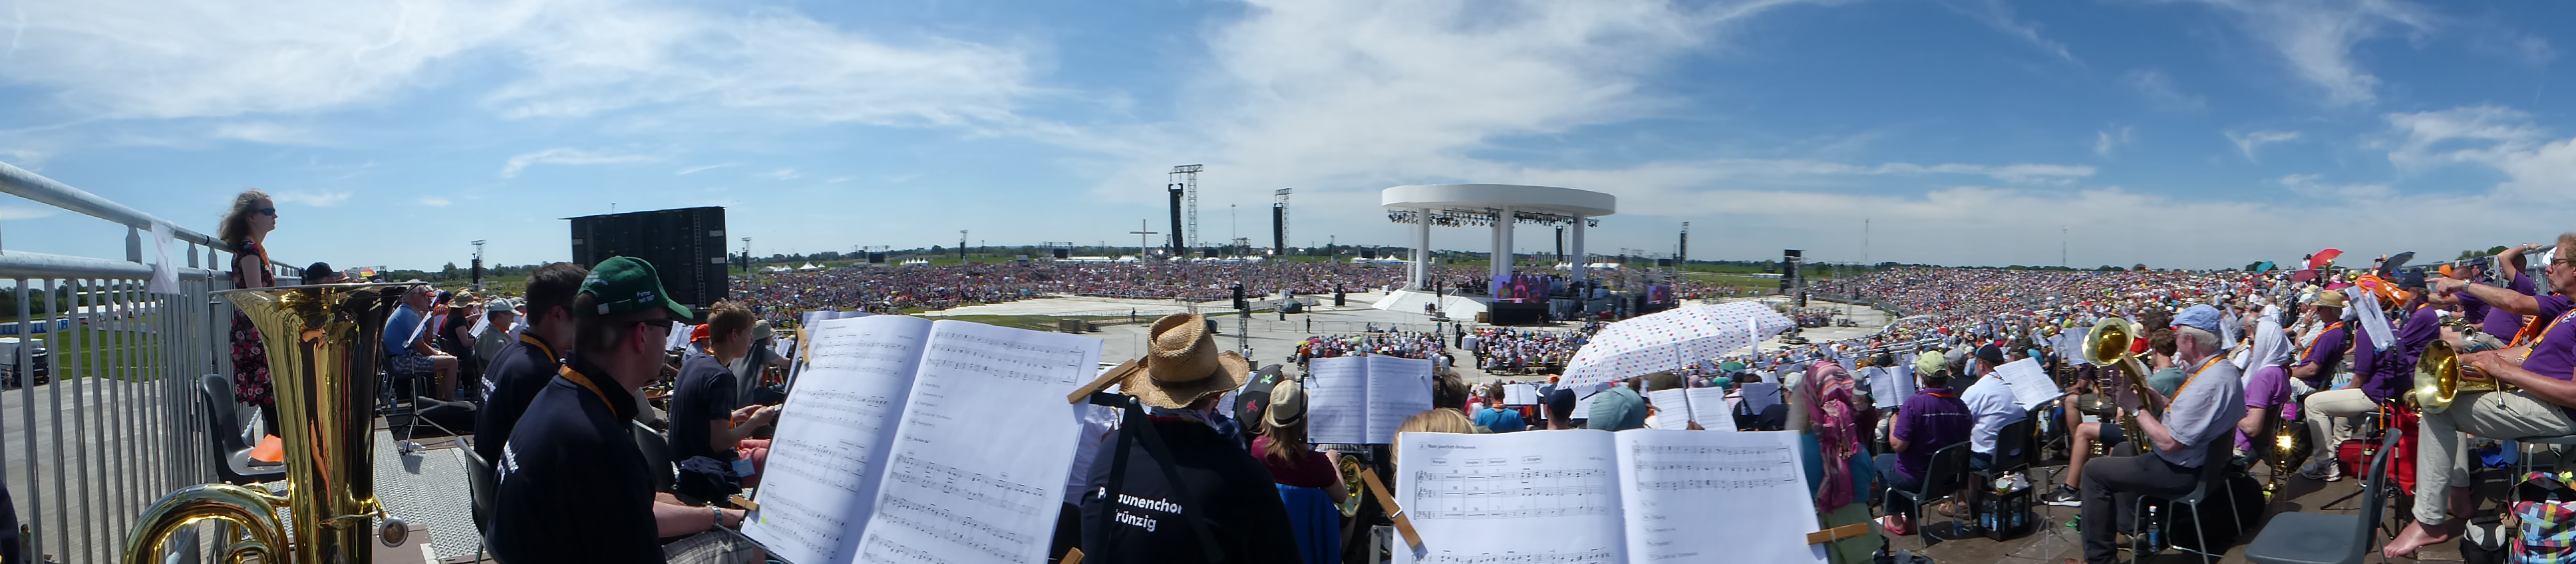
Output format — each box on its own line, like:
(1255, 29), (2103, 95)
(1561, 302), (1796, 389)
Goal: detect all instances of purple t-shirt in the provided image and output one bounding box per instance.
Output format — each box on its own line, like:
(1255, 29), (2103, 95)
(2518, 295), (2576, 383)
(2370, 306), (2444, 402)
(2297, 324), (2350, 387)
(1891, 388), (1971, 482)
(2237, 365), (2293, 452)
(2460, 271), (2537, 338)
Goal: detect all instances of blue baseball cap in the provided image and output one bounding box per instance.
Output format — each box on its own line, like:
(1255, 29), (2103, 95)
(2172, 304), (2224, 333)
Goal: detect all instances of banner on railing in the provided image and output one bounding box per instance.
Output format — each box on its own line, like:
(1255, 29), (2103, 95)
(0, 319), (74, 336)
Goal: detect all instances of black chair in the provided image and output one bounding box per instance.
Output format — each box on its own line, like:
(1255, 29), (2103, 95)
(2132, 440), (2241, 563)
(1977, 417), (2037, 484)
(1887, 442), (1976, 544)
(2241, 428), (2400, 564)
(633, 420), (677, 494)
(458, 446), (501, 563)
(199, 374), (285, 486)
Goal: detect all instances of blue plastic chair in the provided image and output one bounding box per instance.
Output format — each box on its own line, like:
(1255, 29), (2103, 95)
(1274, 484), (1340, 564)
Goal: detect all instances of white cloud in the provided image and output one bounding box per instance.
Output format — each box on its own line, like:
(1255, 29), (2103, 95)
(499, 147), (653, 178)
(2161, 0), (2439, 106)
(2382, 104), (2543, 170)
(418, 197), (452, 207)
(677, 163), (738, 175)
(212, 122), (326, 146)
(756, 168), (800, 180)
(2225, 130), (2301, 160)
(2275, 173), (2392, 200)
(2094, 126), (2133, 158)
(2121, 69), (2205, 112)
(1939, 0), (2077, 64)
(268, 190), (352, 208)
(0, 206), (59, 221)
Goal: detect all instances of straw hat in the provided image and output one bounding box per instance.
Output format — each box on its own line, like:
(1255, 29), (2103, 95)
(1263, 378), (1306, 429)
(1112, 313), (1251, 409)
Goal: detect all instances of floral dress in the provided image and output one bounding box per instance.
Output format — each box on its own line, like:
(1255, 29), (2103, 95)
(230, 239), (274, 412)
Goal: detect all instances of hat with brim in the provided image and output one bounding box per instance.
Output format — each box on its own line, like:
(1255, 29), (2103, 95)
(1112, 313), (1251, 409)
(1263, 378), (1305, 429)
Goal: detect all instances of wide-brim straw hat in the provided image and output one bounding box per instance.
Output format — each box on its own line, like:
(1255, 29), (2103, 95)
(1112, 313), (1251, 409)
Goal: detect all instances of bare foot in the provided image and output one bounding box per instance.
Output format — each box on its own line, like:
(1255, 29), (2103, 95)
(2384, 520), (2457, 559)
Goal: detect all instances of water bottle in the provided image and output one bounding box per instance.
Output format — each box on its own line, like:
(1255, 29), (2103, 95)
(2144, 505), (2162, 551)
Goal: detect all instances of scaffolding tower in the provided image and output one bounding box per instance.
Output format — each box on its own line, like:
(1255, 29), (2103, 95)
(1172, 164), (1203, 259)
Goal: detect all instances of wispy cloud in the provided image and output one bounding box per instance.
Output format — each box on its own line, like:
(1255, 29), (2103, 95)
(268, 190), (352, 208)
(2095, 126), (2133, 158)
(2122, 69), (2205, 112)
(677, 163), (738, 175)
(0, 206), (58, 221)
(212, 122), (327, 146)
(2226, 130), (2301, 161)
(2161, 0), (2439, 106)
(1941, 0), (2078, 64)
(418, 197), (452, 207)
(500, 147), (654, 178)
(756, 168), (800, 180)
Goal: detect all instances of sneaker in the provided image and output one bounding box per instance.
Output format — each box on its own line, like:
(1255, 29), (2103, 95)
(2041, 484), (2081, 507)
(2298, 461), (2343, 482)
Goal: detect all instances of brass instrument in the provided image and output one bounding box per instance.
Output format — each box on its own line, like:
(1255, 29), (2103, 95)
(2082, 318), (2158, 458)
(1337, 454), (1367, 517)
(124, 284), (410, 563)
(2411, 328), (2511, 414)
(2264, 408), (2308, 497)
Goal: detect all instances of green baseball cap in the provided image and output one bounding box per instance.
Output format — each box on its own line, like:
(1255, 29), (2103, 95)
(578, 257), (692, 320)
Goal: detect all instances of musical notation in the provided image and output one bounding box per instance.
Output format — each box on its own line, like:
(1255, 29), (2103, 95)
(1414, 549), (1615, 564)
(858, 535), (956, 564)
(1408, 467), (1617, 521)
(886, 454), (1045, 515)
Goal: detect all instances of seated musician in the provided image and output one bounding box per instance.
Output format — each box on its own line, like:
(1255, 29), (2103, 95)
(2387, 233), (2576, 558)
(2046, 320), (2183, 506)
(1873, 354), (1970, 535)
(2289, 291), (2355, 480)
(671, 301), (780, 488)
(490, 257), (749, 563)
(2072, 305), (2243, 564)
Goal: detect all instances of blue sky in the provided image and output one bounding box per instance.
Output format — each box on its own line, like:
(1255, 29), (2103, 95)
(1, 0), (2571, 271)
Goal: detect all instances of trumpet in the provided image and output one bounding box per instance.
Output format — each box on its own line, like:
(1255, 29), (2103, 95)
(2083, 318), (2158, 457)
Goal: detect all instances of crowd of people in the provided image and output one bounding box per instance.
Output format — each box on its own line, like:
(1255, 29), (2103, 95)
(730, 261), (1435, 322)
(1291, 331), (1449, 365)
(1464, 327), (1591, 373)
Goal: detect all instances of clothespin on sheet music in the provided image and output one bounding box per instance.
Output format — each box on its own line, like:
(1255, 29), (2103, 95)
(727, 494), (759, 512)
(1357, 468), (1423, 549)
(1058, 547), (1083, 564)
(1805, 523), (1871, 545)
(1068, 360), (1138, 404)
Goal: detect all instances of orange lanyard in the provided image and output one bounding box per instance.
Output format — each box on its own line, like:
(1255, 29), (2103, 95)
(518, 333), (557, 362)
(2171, 355), (2226, 400)
(557, 365), (617, 412)
(2531, 309), (2576, 349)
(2301, 323), (2345, 362)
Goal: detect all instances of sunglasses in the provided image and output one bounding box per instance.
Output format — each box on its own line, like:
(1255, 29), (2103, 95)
(254, 208), (278, 217)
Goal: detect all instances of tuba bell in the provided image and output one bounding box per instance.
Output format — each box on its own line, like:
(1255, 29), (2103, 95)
(123, 283), (410, 563)
(2083, 318), (2159, 458)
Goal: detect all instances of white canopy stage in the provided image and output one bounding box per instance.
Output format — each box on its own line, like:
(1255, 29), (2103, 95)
(1376, 184), (1616, 316)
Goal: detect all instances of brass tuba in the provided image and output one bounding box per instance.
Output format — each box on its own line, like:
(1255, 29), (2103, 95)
(2083, 318), (2158, 457)
(1337, 454), (1367, 517)
(123, 283), (410, 564)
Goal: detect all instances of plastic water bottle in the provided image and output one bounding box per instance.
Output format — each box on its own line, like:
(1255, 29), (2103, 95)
(2144, 505), (2162, 551)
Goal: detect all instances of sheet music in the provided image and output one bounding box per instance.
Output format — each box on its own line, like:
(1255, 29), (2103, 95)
(1615, 430), (1826, 564)
(1395, 430), (1627, 564)
(1992, 358), (2064, 410)
(1869, 366), (1915, 409)
(1367, 355), (1436, 444)
(1647, 388), (1692, 430)
(744, 315), (935, 564)
(1504, 384), (1539, 406)
(1687, 387), (1734, 432)
(1304, 356), (1370, 444)
(853, 321), (1100, 564)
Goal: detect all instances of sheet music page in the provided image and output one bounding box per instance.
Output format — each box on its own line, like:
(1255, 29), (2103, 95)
(1870, 366), (1915, 409)
(1685, 387), (1733, 432)
(1504, 383), (1538, 406)
(1993, 358), (2063, 410)
(1615, 430), (1826, 564)
(1366, 354), (1435, 444)
(1303, 356), (1370, 444)
(1394, 430), (1625, 564)
(743, 315), (934, 564)
(852, 321), (1101, 564)
(1646, 388), (1692, 430)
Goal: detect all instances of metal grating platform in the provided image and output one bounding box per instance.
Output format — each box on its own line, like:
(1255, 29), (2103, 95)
(371, 430), (481, 562)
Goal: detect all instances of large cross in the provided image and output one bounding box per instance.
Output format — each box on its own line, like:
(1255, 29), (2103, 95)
(1128, 219), (1160, 260)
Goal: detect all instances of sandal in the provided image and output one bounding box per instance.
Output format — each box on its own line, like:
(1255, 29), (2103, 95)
(1877, 514), (1913, 536)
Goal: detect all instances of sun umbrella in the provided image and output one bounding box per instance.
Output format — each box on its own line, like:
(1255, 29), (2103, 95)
(2309, 248), (2343, 269)
(2291, 269), (2319, 283)
(2253, 261), (2275, 273)
(1560, 302), (1796, 389)
(2380, 251), (2416, 277)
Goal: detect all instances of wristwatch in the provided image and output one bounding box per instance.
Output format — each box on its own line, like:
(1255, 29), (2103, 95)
(711, 505), (726, 528)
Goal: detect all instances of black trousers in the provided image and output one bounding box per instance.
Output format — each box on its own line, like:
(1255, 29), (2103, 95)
(2079, 448), (2199, 563)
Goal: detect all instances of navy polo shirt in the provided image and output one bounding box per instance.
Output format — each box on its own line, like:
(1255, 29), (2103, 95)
(474, 332), (562, 466)
(489, 353), (664, 563)
(667, 352), (739, 464)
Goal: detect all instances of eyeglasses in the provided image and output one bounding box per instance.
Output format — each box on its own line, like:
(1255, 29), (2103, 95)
(254, 208), (277, 217)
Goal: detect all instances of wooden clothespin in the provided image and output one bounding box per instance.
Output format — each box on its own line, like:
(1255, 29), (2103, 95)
(1059, 547), (1084, 564)
(727, 494), (760, 512)
(1068, 360), (1137, 404)
(1357, 468), (1423, 549)
(1804, 522), (1871, 545)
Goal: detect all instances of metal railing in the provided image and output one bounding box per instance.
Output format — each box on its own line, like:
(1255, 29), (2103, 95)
(0, 161), (234, 564)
